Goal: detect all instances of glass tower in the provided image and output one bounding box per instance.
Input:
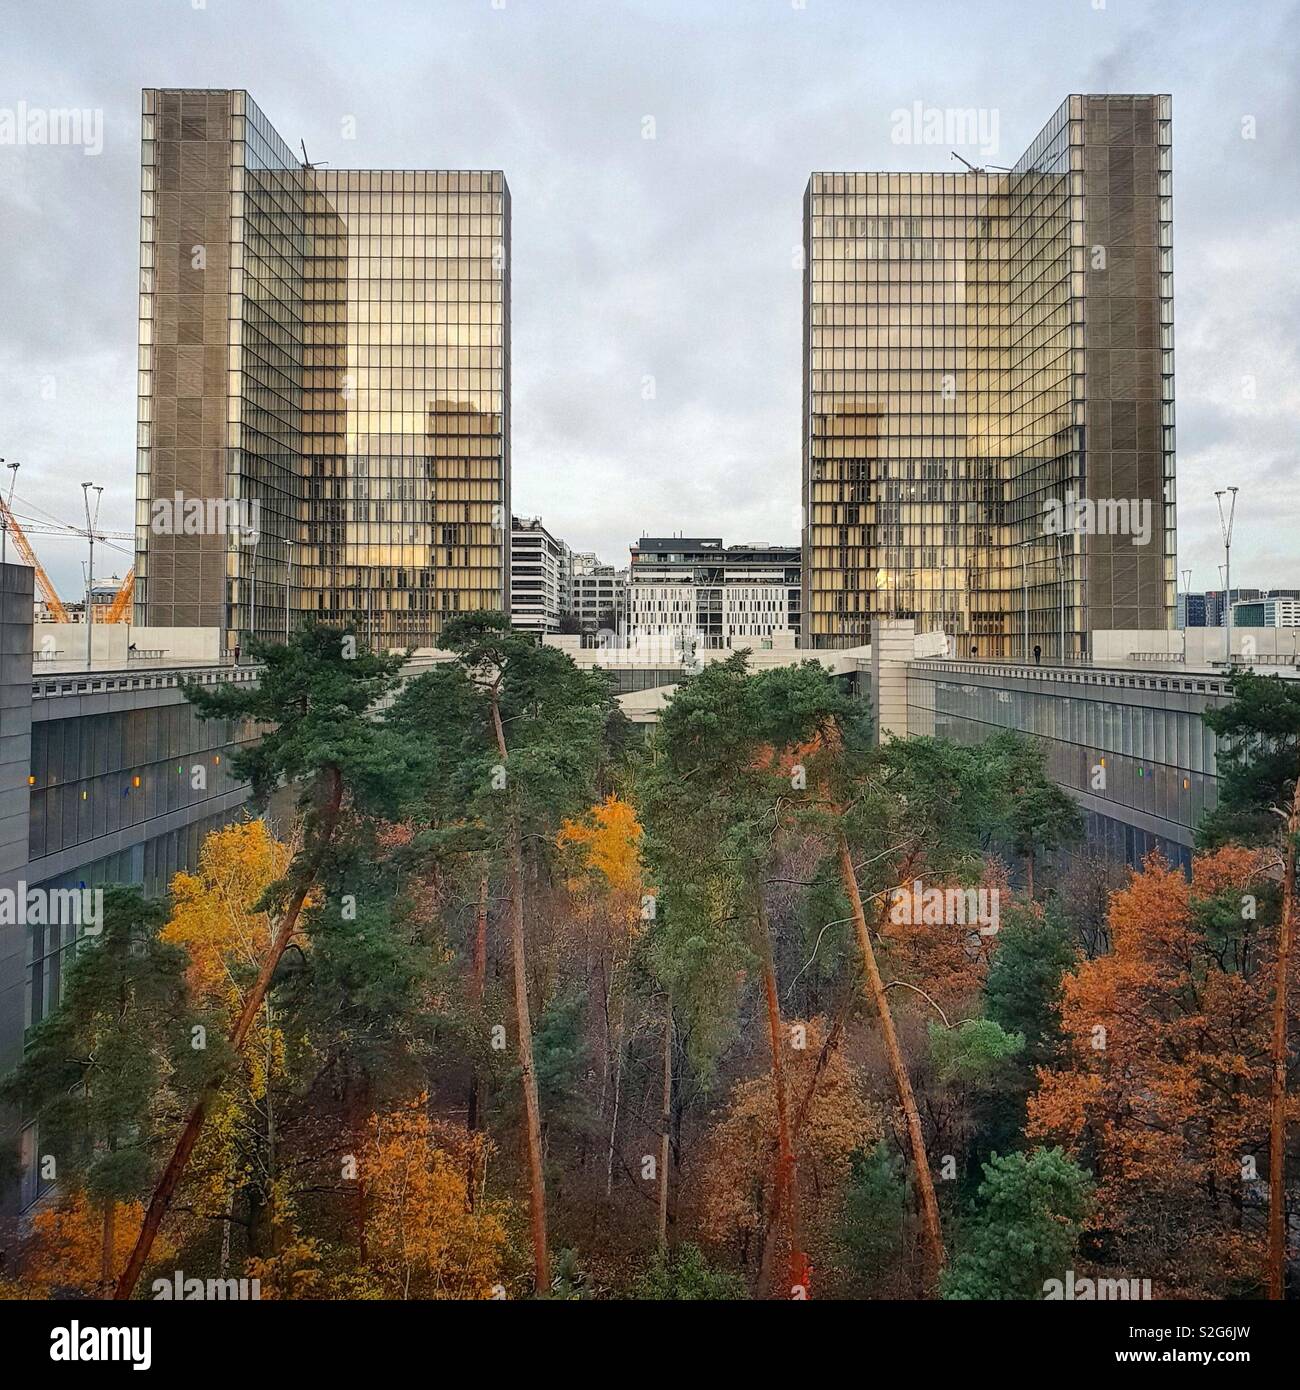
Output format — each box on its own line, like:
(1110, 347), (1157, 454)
(135, 90), (510, 650)
(802, 95), (1175, 657)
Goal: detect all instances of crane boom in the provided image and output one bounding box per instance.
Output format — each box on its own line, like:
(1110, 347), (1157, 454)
(0, 495), (69, 623)
(105, 568), (135, 623)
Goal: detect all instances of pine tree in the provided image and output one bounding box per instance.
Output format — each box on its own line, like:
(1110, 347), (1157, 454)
(114, 623), (406, 1299)
(982, 732), (1083, 898)
(2, 886), (203, 1293)
(1200, 670), (1300, 848)
(984, 904), (1076, 1068)
(638, 657), (879, 1294)
(835, 1142), (910, 1296)
(941, 1148), (1092, 1300)
(388, 611), (618, 1294)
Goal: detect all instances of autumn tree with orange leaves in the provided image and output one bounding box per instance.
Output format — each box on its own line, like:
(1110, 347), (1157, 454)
(10, 1194), (175, 1299)
(1029, 847), (1296, 1296)
(699, 1019), (881, 1293)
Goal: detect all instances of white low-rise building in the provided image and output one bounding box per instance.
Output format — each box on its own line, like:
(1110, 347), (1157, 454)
(570, 554), (626, 635)
(627, 536), (800, 651)
(510, 517), (568, 636)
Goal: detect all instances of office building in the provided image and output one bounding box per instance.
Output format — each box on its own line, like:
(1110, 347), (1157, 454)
(1183, 588), (1295, 628)
(1233, 596), (1300, 628)
(803, 94), (1176, 657)
(1176, 590), (1207, 629)
(1209, 588), (1264, 625)
(134, 89), (510, 653)
(904, 646), (1226, 875)
(1, 561), (263, 1215)
(507, 522), (631, 640)
(627, 537), (801, 651)
(510, 516), (568, 636)
(570, 553), (626, 635)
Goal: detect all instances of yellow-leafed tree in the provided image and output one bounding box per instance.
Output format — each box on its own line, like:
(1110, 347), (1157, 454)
(557, 795), (649, 1209)
(558, 793), (645, 896)
(360, 1096), (511, 1299)
(161, 818), (292, 1268)
(164, 819), (292, 1009)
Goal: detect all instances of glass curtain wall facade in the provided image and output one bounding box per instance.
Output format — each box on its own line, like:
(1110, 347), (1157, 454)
(303, 169), (509, 645)
(905, 660), (1224, 872)
(803, 95), (1174, 656)
(235, 96), (309, 646)
(135, 90), (510, 649)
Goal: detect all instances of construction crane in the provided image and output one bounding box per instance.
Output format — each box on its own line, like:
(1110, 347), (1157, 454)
(104, 569), (135, 623)
(12, 522), (133, 541)
(0, 494), (70, 623)
(2, 488), (134, 622)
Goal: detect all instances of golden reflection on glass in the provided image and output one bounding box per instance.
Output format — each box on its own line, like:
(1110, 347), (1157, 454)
(136, 91), (510, 649)
(803, 96), (1174, 658)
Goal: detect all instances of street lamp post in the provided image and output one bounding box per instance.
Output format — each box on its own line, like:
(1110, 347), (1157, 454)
(247, 532), (259, 661)
(81, 482), (103, 668)
(1215, 487), (1239, 663)
(1019, 539), (1032, 662)
(1, 460), (17, 566)
(284, 537), (294, 643)
(1054, 534), (1067, 662)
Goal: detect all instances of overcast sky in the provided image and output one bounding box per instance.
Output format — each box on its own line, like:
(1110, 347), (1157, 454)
(2, 0), (1296, 598)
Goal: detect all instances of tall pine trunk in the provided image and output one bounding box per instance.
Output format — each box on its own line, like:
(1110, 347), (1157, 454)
(657, 1002), (672, 1247)
(350, 1069), (371, 1261)
(219, 1186), (234, 1277)
(491, 690), (550, 1294)
(837, 829), (945, 1291)
(755, 894), (806, 1298)
(467, 869), (489, 1133)
(114, 767), (343, 1300)
(506, 815), (549, 1292)
(473, 870), (489, 1002)
(756, 1004), (848, 1281)
(1268, 773), (1300, 1299)
(606, 991), (627, 1199)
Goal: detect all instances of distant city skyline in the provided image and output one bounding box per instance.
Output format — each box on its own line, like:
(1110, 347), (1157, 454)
(2, 0), (1297, 604)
